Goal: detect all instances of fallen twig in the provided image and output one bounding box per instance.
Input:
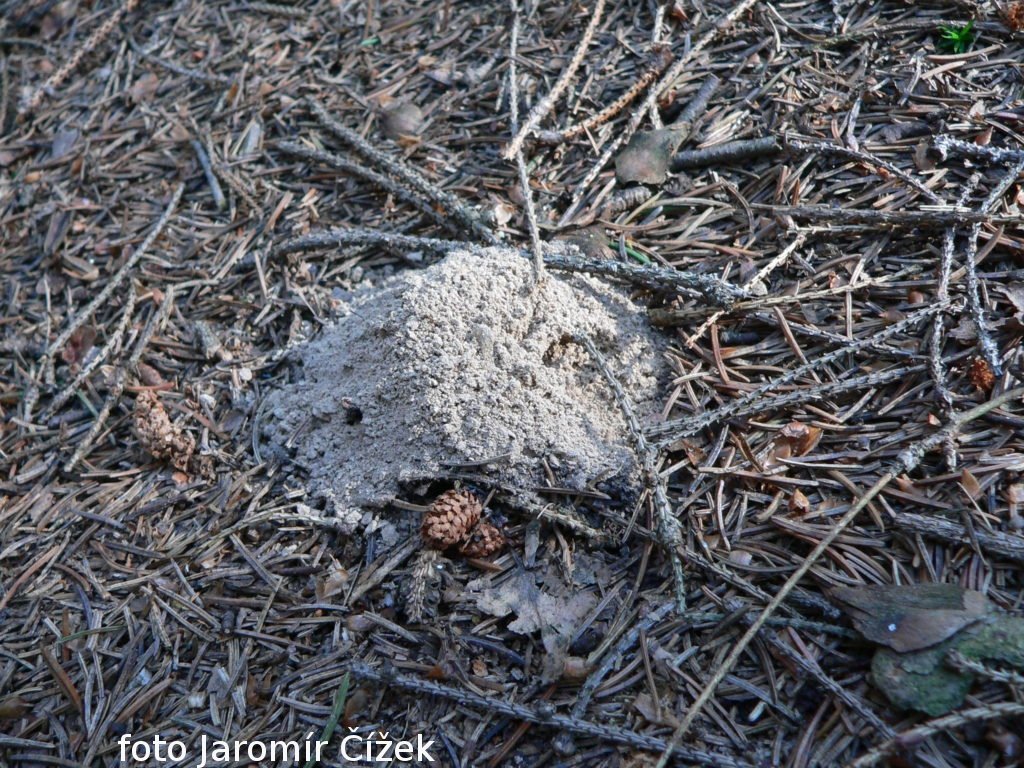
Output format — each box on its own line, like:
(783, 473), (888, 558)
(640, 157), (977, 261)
(578, 333), (686, 612)
(848, 702), (1024, 768)
(892, 511), (1024, 564)
(507, 0), (544, 278)
(306, 99), (495, 244)
(349, 661), (756, 767)
(25, 183), (184, 421)
(544, 249), (746, 307)
(671, 136), (781, 171)
(21, 0), (139, 114)
(503, 0), (607, 160)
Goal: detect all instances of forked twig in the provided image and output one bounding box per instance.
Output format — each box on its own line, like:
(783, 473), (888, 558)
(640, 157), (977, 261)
(577, 334), (686, 613)
(503, 0), (607, 160)
(507, 0), (544, 278)
(306, 99), (495, 244)
(25, 183), (184, 421)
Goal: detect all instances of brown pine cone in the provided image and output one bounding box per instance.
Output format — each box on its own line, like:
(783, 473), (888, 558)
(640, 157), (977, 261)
(459, 521), (505, 559)
(421, 490), (482, 550)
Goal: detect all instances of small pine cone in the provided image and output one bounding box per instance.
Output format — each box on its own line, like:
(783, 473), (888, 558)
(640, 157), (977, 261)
(459, 522), (505, 558)
(421, 490), (482, 550)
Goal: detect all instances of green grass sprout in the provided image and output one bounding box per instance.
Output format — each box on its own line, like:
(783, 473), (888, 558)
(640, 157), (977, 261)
(937, 21), (976, 54)
(303, 672), (350, 768)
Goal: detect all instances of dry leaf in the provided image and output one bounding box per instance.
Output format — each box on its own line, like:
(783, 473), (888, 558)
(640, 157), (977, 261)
(128, 73), (161, 104)
(61, 326), (96, 367)
(382, 103), (424, 141)
(960, 468), (982, 500)
(776, 421), (823, 457)
(615, 126), (688, 185)
(830, 583), (991, 653)
(316, 559), (349, 600)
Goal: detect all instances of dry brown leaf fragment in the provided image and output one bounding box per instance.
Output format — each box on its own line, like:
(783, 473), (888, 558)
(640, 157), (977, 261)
(382, 102), (424, 142)
(829, 583), (991, 653)
(421, 489), (482, 550)
(776, 421), (823, 457)
(133, 390), (195, 471)
(61, 325), (96, 368)
(136, 362), (166, 388)
(789, 488), (811, 516)
(960, 468), (982, 500)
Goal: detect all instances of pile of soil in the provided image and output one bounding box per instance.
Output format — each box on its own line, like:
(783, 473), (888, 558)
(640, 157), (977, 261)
(263, 246), (669, 528)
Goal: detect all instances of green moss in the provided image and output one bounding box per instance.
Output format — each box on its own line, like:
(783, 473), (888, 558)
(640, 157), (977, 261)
(870, 617), (1024, 715)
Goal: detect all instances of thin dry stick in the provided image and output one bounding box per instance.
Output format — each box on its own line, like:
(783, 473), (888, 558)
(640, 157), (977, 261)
(762, 205), (1016, 229)
(847, 702), (1024, 768)
(578, 334), (686, 613)
(275, 228), (463, 257)
(349, 661), (755, 768)
(947, 650), (1024, 687)
(685, 231), (805, 348)
(40, 284), (137, 421)
(931, 176), (981, 412)
(647, 2), (667, 129)
(503, 0), (607, 160)
(507, 0), (544, 277)
(21, 0), (139, 114)
(786, 138), (940, 203)
(935, 134), (1024, 165)
(306, 99), (495, 244)
(892, 511), (1024, 564)
(128, 36), (232, 85)
(961, 157), (1024, 376)
(63, 290), (176, 473)
(655, 386), (1024, 767)
(277, 140), (469, 238)
(559, 0), (760, 226)
(672, 136), (781, 170)
(651, 366), (924, 446)
(544, 249), (746, 307)
(535, 50), (672, 145)
(652, 301), (944, 441)
(24, 183), (184, 420)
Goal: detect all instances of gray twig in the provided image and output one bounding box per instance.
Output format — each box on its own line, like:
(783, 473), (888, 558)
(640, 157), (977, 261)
(893, 512), (1024, 564)
(648, 304), (943, 442)
(544, 250), (746, 307)
(306, 99), (496, 244)
(25, 183), (184, 421)
(577, 334), (686, 613)
(672, 136), (781, 171)
(349, 661), (755, 768)
(961, 157), (1024, 376)
(191, 140), (226, 211)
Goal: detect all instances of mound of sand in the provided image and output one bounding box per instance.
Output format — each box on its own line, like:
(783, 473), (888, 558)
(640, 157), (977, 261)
(263, 246), (669, 530)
